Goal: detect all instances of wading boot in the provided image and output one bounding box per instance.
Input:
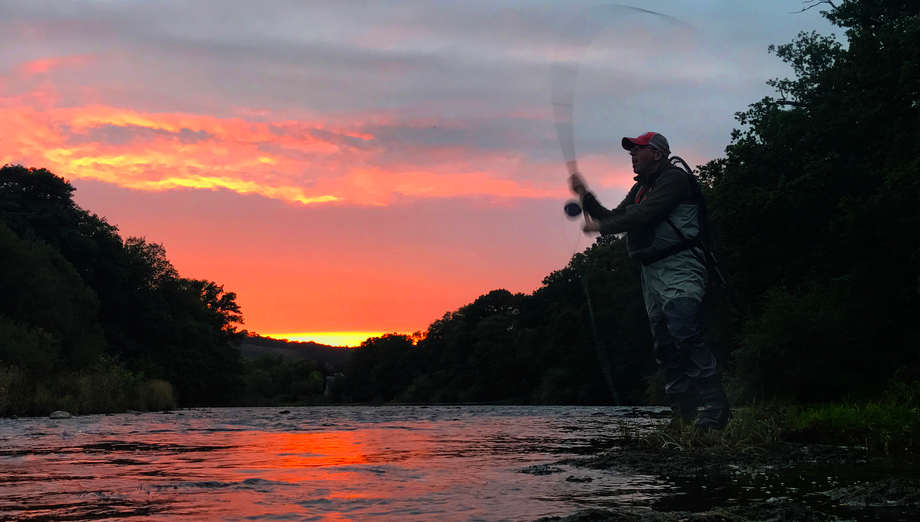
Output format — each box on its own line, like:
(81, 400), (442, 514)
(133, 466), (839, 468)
(667, 393), (698, 431)
(694, 375), (731, 431)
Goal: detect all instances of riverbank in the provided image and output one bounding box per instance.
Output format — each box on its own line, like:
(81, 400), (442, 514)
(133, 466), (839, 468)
(541, 407), (920, 521)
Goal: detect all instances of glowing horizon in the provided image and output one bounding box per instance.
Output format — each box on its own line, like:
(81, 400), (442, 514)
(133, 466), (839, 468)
(262, 331), (405, 348)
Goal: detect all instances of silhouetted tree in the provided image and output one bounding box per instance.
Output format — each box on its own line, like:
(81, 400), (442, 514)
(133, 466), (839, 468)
(0, 165), (245, 408)
(701, 0), (920, 402)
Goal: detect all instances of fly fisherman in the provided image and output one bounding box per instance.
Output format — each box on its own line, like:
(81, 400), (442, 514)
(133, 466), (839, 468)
(569, 132), (730, 430)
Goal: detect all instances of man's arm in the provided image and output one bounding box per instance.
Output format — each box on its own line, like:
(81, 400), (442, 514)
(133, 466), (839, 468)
(597, 169), (690, 235)
(581, 189), (633, 221)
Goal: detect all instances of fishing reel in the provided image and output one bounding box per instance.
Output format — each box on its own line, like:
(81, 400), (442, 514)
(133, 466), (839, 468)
(563, 200), (583, 219)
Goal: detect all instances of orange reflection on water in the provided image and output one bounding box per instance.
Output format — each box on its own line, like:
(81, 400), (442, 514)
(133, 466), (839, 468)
(162, 429), (368, 519)
(188, 427), (438, 519)
(252, 431), (368, 479)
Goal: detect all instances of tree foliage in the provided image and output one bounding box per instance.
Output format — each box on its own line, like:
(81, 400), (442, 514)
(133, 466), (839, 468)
(0, 165), (245, 411)
(701, 0), (920, 402)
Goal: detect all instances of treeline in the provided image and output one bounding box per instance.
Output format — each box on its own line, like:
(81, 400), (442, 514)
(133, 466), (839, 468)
(702, 0), (919, 403)
(236, 334), (352, 368)
(0, 165), (247, 415)
(335, 237), (656, 404)
(334, 0), (920, 407)
(0, 165), (358, 415)
(233, 334), (351, 406)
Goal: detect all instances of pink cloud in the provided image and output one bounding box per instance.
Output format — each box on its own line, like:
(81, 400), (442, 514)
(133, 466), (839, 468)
(1, 82), (603, 207)
(15, 55), (93, 76)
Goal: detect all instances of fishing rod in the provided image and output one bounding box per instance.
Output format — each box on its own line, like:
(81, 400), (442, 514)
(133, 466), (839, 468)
(552, 3), (692, 405)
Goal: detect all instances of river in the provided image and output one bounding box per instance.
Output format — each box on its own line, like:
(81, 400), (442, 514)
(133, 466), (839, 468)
(0, 405), (671, 520)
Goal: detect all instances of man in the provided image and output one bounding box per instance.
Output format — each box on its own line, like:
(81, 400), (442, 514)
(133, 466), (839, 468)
(569, 131), (730, 430)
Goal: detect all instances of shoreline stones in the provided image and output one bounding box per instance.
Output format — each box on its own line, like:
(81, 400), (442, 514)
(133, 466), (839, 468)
(49, 411), (72, 419)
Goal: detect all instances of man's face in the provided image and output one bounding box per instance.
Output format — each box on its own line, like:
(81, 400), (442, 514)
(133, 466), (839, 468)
(629, 145), (660, 175)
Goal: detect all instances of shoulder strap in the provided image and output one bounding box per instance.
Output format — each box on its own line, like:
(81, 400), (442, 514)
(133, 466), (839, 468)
(669, 155), (692, 174)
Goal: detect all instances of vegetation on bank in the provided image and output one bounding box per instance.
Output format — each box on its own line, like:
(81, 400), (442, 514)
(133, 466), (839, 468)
(783, 378), (920, 456)
(1, 0), (917, 433)
(640, 380), (920, 457)
(644, 394), (920, 460)
(0, 356), (176, 415)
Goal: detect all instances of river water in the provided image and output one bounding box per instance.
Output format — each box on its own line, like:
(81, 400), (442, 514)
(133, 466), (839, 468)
(0, 405), (671, 521)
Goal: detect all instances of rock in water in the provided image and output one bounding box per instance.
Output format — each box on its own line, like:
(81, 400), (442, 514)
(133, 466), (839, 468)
(49, 411), (72, 419)
(519, 464), (565, 475)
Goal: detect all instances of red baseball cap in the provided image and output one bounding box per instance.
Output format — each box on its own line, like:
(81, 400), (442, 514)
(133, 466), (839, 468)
(622, 132), (670, 155)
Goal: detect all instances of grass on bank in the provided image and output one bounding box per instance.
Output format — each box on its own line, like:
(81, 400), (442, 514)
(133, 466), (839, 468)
(785, 401), (919, 456)
(0, 357), (176, 417)
(642, 391), (919, 458)
(643, 406), (786, 453)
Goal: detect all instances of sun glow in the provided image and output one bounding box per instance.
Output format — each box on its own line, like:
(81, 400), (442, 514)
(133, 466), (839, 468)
(263, 331), (400, 347)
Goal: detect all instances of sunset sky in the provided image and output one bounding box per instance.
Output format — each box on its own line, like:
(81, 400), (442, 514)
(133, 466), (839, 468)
(0, 1), (836, 346)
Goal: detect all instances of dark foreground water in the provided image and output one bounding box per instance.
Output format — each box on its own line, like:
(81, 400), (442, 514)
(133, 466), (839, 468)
(0, 405), (669, 521)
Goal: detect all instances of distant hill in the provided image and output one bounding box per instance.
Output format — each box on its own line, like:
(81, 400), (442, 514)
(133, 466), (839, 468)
(234, 334), (353, 371)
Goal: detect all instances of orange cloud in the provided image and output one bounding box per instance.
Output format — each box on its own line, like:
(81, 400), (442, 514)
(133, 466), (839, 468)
(0, 92), (576, 207)
(0, 102), (346, 203)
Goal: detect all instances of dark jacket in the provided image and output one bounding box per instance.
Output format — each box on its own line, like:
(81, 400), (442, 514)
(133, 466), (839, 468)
(581, 161), (700, 263)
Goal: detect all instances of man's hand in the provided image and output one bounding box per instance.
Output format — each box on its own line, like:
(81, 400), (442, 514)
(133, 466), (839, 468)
(566, 160), (579, 176)
(569, 172), (587, 197)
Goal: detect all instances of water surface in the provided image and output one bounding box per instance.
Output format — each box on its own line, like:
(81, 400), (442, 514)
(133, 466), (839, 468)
(0, 405), (670, 521)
